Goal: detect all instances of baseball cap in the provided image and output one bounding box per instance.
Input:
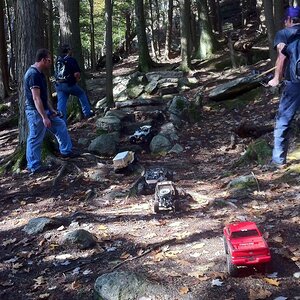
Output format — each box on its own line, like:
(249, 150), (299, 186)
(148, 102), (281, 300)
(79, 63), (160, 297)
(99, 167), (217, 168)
(285, 6), (300, 18)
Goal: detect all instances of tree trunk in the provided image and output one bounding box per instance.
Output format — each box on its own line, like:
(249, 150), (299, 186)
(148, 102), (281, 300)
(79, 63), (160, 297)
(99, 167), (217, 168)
(125, 10), (132, 53)
(148, 0), (158, 60)
(105, 0), (114, 108)
(59, 0), (86, 88)
(16, 0), (45, 146)
(154, 0), (161, 57)
(46, 0), (54, 74)
(0, 0), (10, 97)
(164, 0), (173, 59)
(5, 0), (16, 82)
(179, 0), (191, 71)
(263, 0), (276, 64)
(135, 0), (154, 72)
(274, 0), (284, 33)
(194, 0), (217, 60)
(89, 0), (96, 70)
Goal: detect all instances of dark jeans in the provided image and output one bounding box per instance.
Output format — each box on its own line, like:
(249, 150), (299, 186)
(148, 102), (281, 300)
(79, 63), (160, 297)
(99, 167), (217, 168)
(273, 81), (300, 164)
(56, 82), (92, 123)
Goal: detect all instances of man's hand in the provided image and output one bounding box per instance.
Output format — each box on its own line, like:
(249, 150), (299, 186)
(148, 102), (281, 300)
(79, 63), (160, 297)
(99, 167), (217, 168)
(74, 72), (81, 82)
(268, 78), (280, 87)
(43, 116), (51, 128)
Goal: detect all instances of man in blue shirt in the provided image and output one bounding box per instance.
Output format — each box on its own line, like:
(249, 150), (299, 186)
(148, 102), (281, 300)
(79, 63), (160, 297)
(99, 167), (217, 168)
(55, 44), (93, 123)
(268, 6), (300, 167)
(24, 48), (75, 174)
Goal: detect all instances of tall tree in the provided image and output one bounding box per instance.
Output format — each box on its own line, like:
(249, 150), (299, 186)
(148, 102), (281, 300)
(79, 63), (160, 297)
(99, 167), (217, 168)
(164, 0), (173, 59)
(135, 0), (154, 72)
(59, 0), (86, 87)
(105, 0), (114, 107)
(194, 0), (217, 60)
(89, 0), (96, 70)
(263, 0), (276, 63)
(0, 0), (10, 97)
(16, 0), (44, 146)
(274, 0), (285, 32)
(179, 0), (191, 71)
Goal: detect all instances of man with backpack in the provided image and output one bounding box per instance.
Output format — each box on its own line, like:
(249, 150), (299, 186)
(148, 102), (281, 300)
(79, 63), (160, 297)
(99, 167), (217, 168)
(55, 44), (93, 123)
(268, 6), (300, 167)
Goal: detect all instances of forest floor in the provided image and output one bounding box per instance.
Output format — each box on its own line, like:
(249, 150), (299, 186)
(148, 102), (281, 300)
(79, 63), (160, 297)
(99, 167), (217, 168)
(0, 53), (300, 300)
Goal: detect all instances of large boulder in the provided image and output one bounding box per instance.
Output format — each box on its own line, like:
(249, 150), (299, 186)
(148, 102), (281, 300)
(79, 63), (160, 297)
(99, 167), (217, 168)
(23, 217), (63, 235)
(88, 133), (119, 156)
(168, 95), (189, 127)
(96, 115), (121, 133)
(94, 271), (193, 300)
(150, 134), (172, 154)
(60, 229), (97, 249)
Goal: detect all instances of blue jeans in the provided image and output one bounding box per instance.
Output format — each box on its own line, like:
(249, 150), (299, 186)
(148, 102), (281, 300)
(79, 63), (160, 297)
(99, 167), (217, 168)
(56, 82), (92, 123)
(273, 81), (300, 164)
(25, 110), (72, 172)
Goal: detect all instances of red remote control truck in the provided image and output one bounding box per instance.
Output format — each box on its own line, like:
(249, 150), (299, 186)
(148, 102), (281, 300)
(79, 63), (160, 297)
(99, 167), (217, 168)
(223, 221), (271, 276)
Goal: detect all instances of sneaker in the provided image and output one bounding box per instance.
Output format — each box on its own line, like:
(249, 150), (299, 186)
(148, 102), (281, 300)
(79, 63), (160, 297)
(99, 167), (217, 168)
(29, 165), (54, 175)
(60, 151), (81, 159)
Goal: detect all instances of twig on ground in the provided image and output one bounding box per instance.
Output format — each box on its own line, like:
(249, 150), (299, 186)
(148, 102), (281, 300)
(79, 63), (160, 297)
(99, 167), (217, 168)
(52, 162), (68, 187)
(251, 171), (260, 192)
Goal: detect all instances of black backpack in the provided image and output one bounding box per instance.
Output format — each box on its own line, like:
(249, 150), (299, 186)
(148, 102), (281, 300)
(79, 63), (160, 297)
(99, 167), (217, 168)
(55, 56), (70, 81)
(284, 30), (300, 82)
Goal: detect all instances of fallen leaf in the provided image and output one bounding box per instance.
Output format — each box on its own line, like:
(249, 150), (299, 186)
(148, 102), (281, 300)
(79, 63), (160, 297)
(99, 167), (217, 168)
(179, 286), (189, 295)
(12, 262), (23, 269)
(39, 293), (50, 299)
(33, 276), (46, 289)
(153, 252), (164, 262)
(49, 243), (59, 250)
(264, 278), (280, 286)
(191, 243), (205, 249)
(98, 225), (108, 230)
(144, 232), (157, 239)
(249, 288), (272, 300)
(273, 236), (283, 243)
(2, 238), (17, 247)
(211, 279), (223, 286)
(71, 280), (80, 289)
(164, 250), (182, 258)
(120, 252), (131, 260)
(168, 221), (183, 227)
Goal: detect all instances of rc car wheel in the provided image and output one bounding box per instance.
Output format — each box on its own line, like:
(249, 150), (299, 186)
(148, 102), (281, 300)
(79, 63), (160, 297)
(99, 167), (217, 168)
(256, 262), (271, 274)
(154, 200), (160, 213)
(226, 254), (238, 277)
(223, 237), (228, 254)
(173, 200), (180, 212)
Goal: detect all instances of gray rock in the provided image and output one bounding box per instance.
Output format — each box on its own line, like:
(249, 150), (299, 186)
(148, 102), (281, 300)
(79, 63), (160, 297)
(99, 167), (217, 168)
(95, 97), (107, 109)
(127, 84), (145, 99)
(160, 122), (179, 142)
(150, 134), (172, 154)
(96, 115), (121, 133)
(88, 133), (119, 156)
(227, 175), (257, 190)
(146, 71), (184, 82)
(78, 138), (89, 147)
(60, 229), (97, 250)
(94, 271), (192, 300)
(23, 217), (62, 235)
(168, 143), (184, 154)
(144, 81), (158, 94)
(105, 110), (135, 122)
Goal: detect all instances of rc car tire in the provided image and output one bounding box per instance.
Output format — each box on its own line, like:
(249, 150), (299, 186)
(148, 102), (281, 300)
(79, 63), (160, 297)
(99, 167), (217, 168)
(227, 254), (238, 277)
(173, 200), (180, 212)
(223, 237), (228, 254)
(154, 200), (160, 213)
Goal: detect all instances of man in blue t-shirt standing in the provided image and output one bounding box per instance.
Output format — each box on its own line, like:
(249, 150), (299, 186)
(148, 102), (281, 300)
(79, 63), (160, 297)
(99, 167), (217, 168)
(55, 44), (93, 123)
(24, 48), (76, 174)
(268, 6), (300, 167)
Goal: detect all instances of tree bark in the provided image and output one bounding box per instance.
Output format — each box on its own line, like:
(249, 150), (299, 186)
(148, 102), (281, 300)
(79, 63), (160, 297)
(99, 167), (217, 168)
(274, 0), (284, 33)
(179, 0), (191, 71)
(194, 0), (217, 60)
(263, 0), (276, 64)
(135, 0), (154, 72)
(0, 0), (10, 97)
(16, 0), (45, 146)
(164, 0), (173, 59)
(89, 0), (96, 70)
(105, 0), (114, 108)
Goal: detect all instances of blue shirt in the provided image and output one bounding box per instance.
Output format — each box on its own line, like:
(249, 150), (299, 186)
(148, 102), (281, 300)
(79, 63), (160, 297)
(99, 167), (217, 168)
(24, 66), (48, 110)
(274, 24), (300, 80)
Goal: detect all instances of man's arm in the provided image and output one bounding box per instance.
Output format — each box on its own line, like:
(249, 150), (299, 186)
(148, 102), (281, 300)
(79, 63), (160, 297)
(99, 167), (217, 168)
(268, 43), (287, 87)
(31, 88), (51, 128)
